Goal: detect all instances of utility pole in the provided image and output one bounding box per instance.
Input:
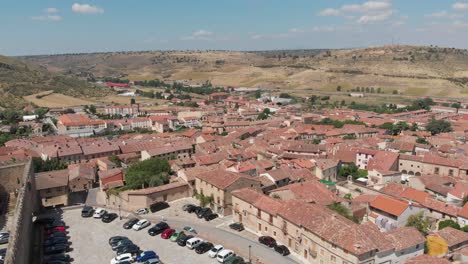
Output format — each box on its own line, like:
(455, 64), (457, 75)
(248, 245), (252, 263)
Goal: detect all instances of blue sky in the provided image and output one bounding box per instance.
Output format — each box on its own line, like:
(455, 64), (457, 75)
(1, 0), (468, 55)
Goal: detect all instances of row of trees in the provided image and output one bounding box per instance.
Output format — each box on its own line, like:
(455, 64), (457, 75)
(32, 157), (68, 173)
(313, 117), (366, 128)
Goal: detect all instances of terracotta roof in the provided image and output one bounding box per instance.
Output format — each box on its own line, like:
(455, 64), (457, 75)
(380, 183), (406, 196)
(432, 227), (468, 247)
(405, 254), (451, 264)
(400, 188), (431, 204)
(35, 169), (69, 190)
(271, 180), (340, 205)
(459, 203), (468, 219)
(195, 169), (258, 190)
(370, 195), (409, 217)
(232, 188), (282, 215)
(385, 227), (425, 251)
(353, 194), (377, 203)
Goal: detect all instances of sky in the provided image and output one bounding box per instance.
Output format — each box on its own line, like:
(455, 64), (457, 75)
(1, 0), (468, 56)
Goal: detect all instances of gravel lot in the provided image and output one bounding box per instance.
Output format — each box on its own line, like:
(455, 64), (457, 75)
(61, 208), (218, 264)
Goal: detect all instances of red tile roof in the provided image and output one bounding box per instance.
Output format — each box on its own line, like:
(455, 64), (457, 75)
(370, 195), (409, 217)
(195, 169), (258, 190)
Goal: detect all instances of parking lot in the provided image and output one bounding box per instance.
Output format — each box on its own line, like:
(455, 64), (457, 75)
(62, 208), (216, 264)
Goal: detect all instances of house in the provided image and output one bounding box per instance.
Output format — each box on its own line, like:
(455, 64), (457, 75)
(68, 164), (96, 192)
(104, 104), (139, 117)
(313, 158), (340, 182)
(56, 114), (107, 137)
(35, 169), (69, 207)
(369, 195), (426, 230)
(458, 203), (468, 227)
(268, 180), (340, 206)
(98, 168), (124, 191)
(194, 169), (262, 216)
(141, 144), (194, 161)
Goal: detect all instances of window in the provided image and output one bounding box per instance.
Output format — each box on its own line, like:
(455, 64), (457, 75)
(400, 163), (402, 166)
(257, 209), (261, 218)
(273, 231), (276, 236)
(264, 226), (268, 231)
(56, 187), (62, 192)
(269, 214), (273, 224)
(434, 167), (440, 174)
(449, 169), (454, 176)
(258, 223), (261, 231)
(46, 189), (51, 194)
(416, 244), (420, 249)
(331, 256), (336, 263)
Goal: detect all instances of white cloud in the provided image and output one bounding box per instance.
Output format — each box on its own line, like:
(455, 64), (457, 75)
(362, 1), (391, 12)
(357, 10), (393, 24)
(72, 3), (104, 14)
(181, 30), (220, 41)
(341, 4), (362, 12)
(453, 2), (468, 11)
(319, 8), (341, 16)
(45, 7), (58, 14)
(192, 30), (214, 37)
(426, 11), (462, 19)
(31, 15), (62, 22)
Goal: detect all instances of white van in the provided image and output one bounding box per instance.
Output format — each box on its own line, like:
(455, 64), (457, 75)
(216, 249), (234, 263)
(186, 237), (203, 249)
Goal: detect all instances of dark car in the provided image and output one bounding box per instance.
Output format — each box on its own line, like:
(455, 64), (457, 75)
(229, 222), (244, 232)
(44, 261), (69, 264)
(102, 213), (118, 223)
(177, 234), (194, 246)
(149, 201), (169, 213)
(81, 206), (94, 217)
(117, 244), (140, 255)
(44, 244), (68, 255)
(182, 204), (196, 211)
(34, 217), (56, 225)
(45, 221), (66, 229)
(111, 239), (133, 250)
(187, 205), (201, 214)
(46, 232), (67, 240)
(123, 218), (139, 229)
(43, 237), (68, 247)
(148, 222), (169, 236)
(195, 242), (213, 254)
(42, 253), (71, 264)
(109, 236), (128, 245)
(196, 208), (212, 219)
(274, 245), (290, 256)
(204, 213), (218, 221)
(259, 236), (277, 247)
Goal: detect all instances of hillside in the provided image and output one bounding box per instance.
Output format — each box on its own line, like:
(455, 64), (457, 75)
(0, 55), (110, 109)
(20, 45), (468, 99)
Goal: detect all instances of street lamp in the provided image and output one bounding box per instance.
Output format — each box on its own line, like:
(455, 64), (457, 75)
(119, 205), (122, 220)
(248, 245), (251, 264)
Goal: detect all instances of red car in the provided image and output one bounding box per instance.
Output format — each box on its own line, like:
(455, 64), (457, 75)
(44, 226), (66, 235)
(161, 228), (175, 239)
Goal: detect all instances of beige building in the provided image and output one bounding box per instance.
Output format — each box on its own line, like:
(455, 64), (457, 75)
(141, 144), (194, 161)
(195, 169), (261, 216)
(35, 169), (69, 207)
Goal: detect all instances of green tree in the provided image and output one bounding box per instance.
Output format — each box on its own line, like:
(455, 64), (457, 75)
(410, 122), (418, 131)
(279, 93), (292, 98)
(336, 86), (342, 92)
(392, 90), (398, 95)
(254, 90), (262, 99)
(451, 102), (462, 109)
(438, 220), (460, 230)
(32, 157), (68, 173)
(344, 193), (352, 200)
(0, 132), (15, 146)
(124, 158), (171, 189)
(426, 118), (452, 135)
(130, 98), (136, 105)
(462, 225), (468, 232)
(109, 155), (122, 167)
(327, 202), (358, 223)
(406, 212), (431, 235)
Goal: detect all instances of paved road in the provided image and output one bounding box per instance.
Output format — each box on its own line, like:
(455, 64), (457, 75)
(145, 214), (300, 264)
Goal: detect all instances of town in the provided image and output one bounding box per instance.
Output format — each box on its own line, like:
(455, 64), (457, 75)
(0, 79), (467, 264)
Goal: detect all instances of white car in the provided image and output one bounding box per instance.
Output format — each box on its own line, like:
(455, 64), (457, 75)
(216, 249), (234, 263)
(186, 237), (203, 249)
(110, 253), (134, 264)
(135, 208), (148, 215)
(132, 219), (150, 231)
(93, 208), (106, 218)
(208, 244), (224, 258)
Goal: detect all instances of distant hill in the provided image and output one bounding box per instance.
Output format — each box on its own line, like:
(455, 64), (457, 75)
(20, 45), (468, 99)
(0, 55), (109, 109)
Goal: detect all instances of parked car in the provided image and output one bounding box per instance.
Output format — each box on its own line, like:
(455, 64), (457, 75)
(44, 244), (68, 255)
(109, 236), (128, 245)
(141, 258), (160, 264)
(225, 256), (246, 264)
(42, 253), (71, 263)
(160, 228), (175, 239)
(208, 245), (224, 258)
(182, 204), (195, 211)
(111, 253), (134, 264)
(135, 251), (158, 262)
(186, 237), (203, 249)
(34, 217), (56, 225)
(177, 234), (194, 247)
(123, 218), (139, 229)
(204, 213), (218, 221)
(196, 208), (212, 219)
(102, 213), (118, 223)
(149, 202), (169, 213)
(0, 233), (9, 245)
(195, 242), (213, 254)
(45, 221), (66, 229)
(229, 222), (244, 232)
(259, 236), (276, 247)
(133, 219), (150, 231)
(183, 226), (197, 234)
(93, 208), (106, 218)
(46, 232), (67, 239)
(44, 227), (66, 235)
(187, 205), (201, 214)
(170, 230), (184, 242)
(148, 222), (169, 236)
(135, 208), (148, 215)
(43, 237), (68, 247)
(116, 244), (140, 256)
(274, 245), (290, 256)
(112, 240), (133, 251)
(216, 249), (234, 263)
(81, 206), (94, 217)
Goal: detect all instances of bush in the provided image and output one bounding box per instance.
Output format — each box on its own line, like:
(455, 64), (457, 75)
(438, 220), (460, 230)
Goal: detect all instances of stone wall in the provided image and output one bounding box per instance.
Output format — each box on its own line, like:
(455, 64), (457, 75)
(2, 160), (39, 264)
